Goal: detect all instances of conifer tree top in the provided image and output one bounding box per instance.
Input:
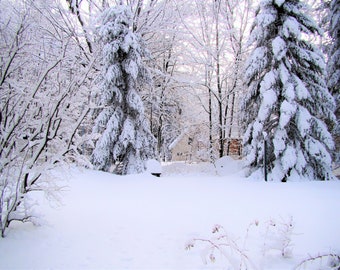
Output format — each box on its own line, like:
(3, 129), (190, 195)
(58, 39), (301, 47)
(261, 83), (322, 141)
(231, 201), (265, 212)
(242, 0), (336, 181)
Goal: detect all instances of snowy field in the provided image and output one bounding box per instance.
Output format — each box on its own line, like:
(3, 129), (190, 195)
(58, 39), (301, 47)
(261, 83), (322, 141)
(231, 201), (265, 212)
(1, 159), (340, 269)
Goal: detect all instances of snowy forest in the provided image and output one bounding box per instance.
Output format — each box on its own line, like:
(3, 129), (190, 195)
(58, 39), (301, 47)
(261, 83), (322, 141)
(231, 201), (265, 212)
(0, 0), (340, 268)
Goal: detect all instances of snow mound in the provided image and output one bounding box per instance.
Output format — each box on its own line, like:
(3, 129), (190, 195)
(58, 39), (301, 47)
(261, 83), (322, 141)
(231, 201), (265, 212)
(215, 156), (243, 176)
(145, 159), (162, 174)
(162, 162), (214, 176)
(162, 158), (244, 177)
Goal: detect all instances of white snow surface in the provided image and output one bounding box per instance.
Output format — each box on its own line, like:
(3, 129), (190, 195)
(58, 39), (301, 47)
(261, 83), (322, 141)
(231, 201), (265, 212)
(1, 161), (340, 270)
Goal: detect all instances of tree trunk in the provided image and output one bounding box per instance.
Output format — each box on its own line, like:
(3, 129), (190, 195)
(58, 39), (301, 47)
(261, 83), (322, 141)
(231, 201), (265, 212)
(215, 1), (224, 158)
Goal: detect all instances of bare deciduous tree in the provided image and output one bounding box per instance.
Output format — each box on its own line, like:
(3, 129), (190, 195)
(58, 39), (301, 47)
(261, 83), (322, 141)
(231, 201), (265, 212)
(0, 0), (94, 237)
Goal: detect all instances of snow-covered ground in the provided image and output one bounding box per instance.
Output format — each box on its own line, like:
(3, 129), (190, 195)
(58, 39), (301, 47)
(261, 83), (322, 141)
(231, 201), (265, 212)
(1, 159), (340, 269)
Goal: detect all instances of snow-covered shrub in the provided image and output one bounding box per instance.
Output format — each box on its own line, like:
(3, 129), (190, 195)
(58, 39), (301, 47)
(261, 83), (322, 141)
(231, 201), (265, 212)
(295, 253), (340, 270)
(187, 216), (340, 269)
(186, 217), (295, 269)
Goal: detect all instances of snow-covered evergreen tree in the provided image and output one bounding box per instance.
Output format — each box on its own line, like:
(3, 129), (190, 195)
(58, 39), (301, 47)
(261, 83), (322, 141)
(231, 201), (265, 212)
(91, 5), (156, 175)
(242, 0), (336, 181)
(327, 0), (340, 164)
